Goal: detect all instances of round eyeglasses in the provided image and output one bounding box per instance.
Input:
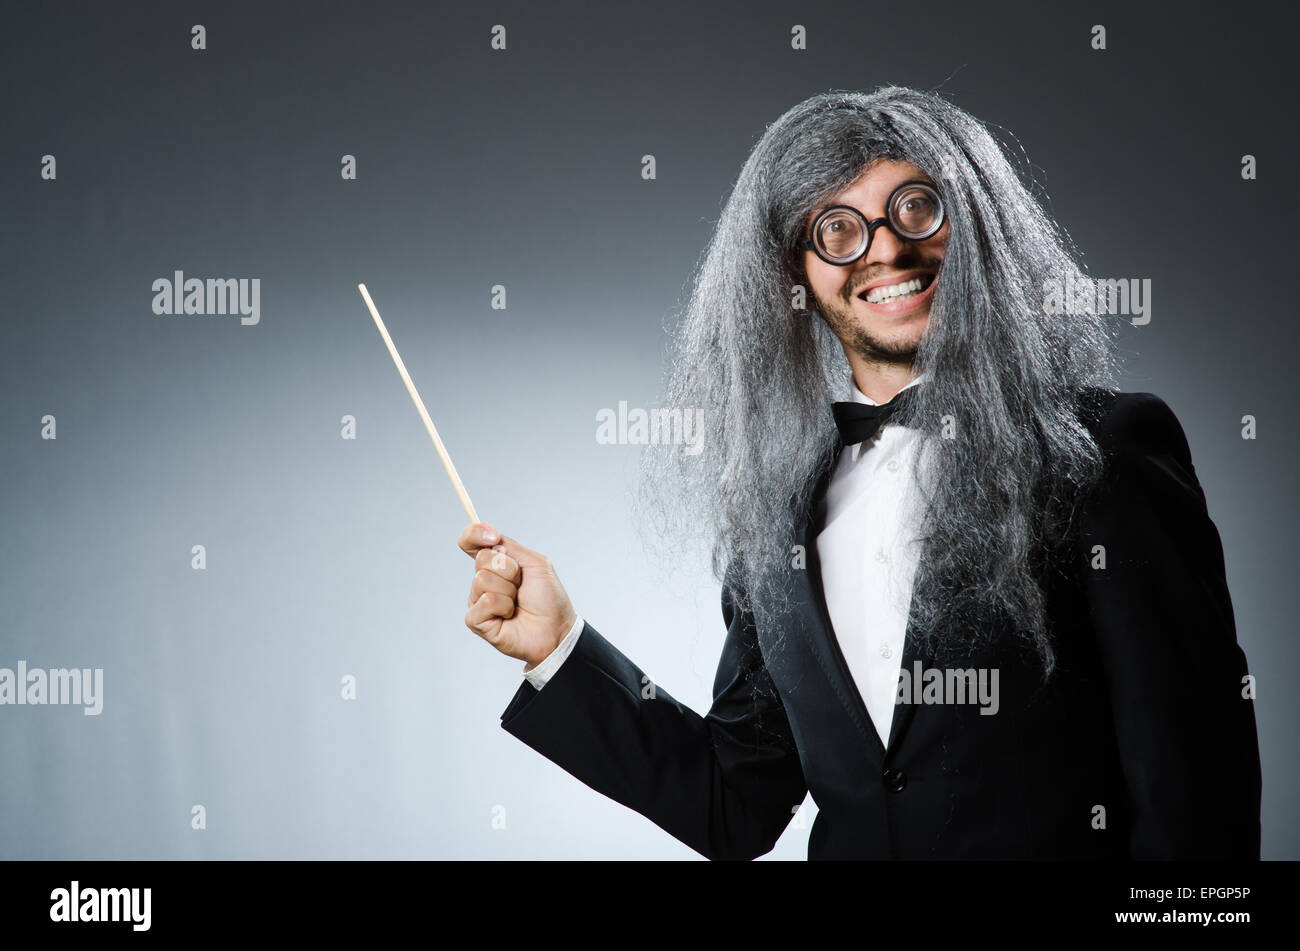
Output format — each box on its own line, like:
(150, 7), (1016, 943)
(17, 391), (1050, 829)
(798, 180), (945, 266)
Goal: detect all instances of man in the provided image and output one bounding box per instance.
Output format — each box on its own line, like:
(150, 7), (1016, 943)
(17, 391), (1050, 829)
(457, 86), (1261, 859)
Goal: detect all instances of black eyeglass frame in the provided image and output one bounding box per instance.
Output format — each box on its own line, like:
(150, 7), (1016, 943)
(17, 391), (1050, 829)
(798, 180), (946, 267)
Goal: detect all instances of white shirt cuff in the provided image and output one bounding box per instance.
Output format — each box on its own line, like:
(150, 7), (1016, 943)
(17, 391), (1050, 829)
(522, 615), (585, 690)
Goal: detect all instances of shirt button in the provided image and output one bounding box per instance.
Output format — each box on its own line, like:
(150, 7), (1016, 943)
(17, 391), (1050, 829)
(886, 458), (899, 473)
(875, 549), (887, 564)
(883, 768), (907, 793)
(879, 644), (893, 659)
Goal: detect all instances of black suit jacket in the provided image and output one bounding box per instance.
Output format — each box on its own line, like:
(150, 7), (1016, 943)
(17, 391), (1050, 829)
(499, 391), (1262, 859)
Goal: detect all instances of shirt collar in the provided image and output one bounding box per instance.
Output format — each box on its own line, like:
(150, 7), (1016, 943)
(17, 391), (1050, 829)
(850, 371), (927, 407)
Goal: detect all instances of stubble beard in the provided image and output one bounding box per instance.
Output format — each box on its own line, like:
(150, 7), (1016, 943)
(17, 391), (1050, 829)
(815, 293), (923, 367)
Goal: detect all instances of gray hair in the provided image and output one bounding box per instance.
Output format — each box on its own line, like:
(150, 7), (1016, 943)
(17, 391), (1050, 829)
(639, 86), (1121, 677)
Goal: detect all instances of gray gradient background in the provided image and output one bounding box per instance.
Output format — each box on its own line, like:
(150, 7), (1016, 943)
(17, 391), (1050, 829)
(1, 0), (1296, 859)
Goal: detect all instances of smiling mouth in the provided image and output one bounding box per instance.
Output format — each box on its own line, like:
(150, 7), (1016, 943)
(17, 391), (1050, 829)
(858, 273), (935, 305)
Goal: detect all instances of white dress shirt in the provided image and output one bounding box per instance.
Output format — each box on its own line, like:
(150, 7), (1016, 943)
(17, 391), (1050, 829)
(524, 374), (931, 753)
(814, 373), (929, 746)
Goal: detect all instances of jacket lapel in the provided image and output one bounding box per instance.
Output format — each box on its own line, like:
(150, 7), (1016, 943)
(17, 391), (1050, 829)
(786, 448), (887, 763)
(884, 595), (927, 755)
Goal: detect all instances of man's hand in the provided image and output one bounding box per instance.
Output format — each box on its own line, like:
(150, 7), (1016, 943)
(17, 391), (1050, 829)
(457, 522), (578, 670)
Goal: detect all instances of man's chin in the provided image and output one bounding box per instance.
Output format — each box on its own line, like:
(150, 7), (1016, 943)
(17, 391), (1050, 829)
(840, 329), (919, 363)
(818, 304), (927, 360)
(846, 315), (928, 360)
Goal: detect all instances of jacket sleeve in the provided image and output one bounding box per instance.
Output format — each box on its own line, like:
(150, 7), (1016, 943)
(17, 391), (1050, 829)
(1077, 392), (1261, 858)
(499, 583), (808, 860)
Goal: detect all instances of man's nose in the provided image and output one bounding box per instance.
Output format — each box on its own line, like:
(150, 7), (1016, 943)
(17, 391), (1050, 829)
(862, 224), (909, 266)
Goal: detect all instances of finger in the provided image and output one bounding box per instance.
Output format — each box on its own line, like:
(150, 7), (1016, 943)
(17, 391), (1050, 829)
(458, 521), (502, 557)
(475, 547), (521, 584)
(465, 591), (515, 636)
(469, 568), (517, 606)
(465, 597), (501, 638)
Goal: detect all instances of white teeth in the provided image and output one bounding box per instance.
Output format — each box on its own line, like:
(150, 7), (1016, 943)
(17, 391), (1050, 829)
(863, 276), (931, 304)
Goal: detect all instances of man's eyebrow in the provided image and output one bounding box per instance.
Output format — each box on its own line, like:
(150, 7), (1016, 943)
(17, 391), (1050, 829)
(809, 179), (940, 220)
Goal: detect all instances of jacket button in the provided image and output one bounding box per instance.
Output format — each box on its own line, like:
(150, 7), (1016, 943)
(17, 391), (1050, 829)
(883, 768), (907, 793)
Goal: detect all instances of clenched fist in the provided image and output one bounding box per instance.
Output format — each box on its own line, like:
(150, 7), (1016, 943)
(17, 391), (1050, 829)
(457, 522), (578, 670)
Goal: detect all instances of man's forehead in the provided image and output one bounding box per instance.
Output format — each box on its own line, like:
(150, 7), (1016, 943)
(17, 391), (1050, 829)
(835, 159), (931, 198)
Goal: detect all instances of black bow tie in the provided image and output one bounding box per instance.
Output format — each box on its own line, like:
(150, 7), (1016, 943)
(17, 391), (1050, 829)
(832, 385), (921, 447)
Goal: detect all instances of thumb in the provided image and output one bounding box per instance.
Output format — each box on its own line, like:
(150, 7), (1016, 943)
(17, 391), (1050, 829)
(497, 534), (550, 569)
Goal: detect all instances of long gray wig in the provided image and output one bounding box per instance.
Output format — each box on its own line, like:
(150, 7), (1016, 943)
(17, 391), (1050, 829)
(640, 86), (1121, 676)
